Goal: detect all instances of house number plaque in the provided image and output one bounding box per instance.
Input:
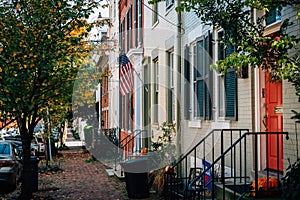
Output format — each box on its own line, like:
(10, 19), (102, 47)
(274, 106), (283, 114)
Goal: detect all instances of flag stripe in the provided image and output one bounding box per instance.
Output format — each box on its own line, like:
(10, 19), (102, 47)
(119, 53), (134, 96)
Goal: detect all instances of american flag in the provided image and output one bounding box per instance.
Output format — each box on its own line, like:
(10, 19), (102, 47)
(119, 53), (134, 96)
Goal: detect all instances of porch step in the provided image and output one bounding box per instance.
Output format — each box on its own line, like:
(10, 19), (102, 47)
(257, 169), (283, 179)
(214, 182), (251, 200)
(214, 182), (282, 200)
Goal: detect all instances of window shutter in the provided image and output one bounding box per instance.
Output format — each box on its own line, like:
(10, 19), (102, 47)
(196, 40), (204, 118)
(204, 32), (212, 120)
(225, 69), (237, 120)
(184, 45), (190, 120)
(197, 80), (204, 118)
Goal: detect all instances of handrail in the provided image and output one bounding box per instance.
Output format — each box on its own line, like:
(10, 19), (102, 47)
(119, 129), (142, 145)
(164, 129), (249, 199)
(172, 129), (249, 168)
(120, 129), (146, 149)
(188, 131), (289, 197)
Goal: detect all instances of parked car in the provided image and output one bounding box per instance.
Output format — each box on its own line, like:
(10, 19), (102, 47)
(4, 135), (39, 156)
(0, 141), (22, 191)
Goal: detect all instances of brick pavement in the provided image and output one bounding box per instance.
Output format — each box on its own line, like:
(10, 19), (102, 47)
(34, 148), (129, 200)
(1, 145), (164, 200)
(32, 147), (163, 200)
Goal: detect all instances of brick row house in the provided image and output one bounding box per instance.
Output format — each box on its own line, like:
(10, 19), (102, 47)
(103, 1), (300, 198)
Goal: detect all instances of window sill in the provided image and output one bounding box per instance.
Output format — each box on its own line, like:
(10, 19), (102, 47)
(211, 121), (231, 129)
(264, 21), (281, 36)
(188, 120), (202, 129)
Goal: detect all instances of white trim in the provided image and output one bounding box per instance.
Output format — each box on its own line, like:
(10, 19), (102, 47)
(188, 120), (202, 128)
(211, 121), (230, 129)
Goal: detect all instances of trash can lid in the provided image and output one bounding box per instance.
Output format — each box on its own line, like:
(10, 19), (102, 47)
(120, 158), (149, 173)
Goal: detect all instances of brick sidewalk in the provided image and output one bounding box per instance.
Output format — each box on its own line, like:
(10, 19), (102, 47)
(34, 148), (129, 200)
(3, 146), (163, 200)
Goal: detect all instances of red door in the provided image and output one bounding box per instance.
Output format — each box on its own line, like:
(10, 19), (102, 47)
(265, 73), (283, 171)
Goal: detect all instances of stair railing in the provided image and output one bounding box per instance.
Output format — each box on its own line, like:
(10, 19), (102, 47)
(164, 129), (249, 199)
(187, 131), (289, 200)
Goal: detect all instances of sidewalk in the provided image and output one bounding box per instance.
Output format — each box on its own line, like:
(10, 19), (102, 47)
(34, 147), (129, 200)
(2, 138), (164, 199)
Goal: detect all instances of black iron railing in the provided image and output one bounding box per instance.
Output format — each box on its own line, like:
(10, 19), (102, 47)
(119, 129), (147, 160)
(182, 131), (288, 200)
(102, 128), (118, 146)
(164, 129), (249, 199)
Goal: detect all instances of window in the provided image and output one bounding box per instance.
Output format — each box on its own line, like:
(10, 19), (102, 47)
(166, 0), (174, 9)
(217, 30), (238, 120)
(266, 7), (281, 26)
(153, 3), (158, 25)
(193, 33), (212, 120)
(167, 51), (175, 123)
(153, 59), (159, 122)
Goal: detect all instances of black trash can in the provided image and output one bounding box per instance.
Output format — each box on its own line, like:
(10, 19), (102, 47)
(121, 159), (149, 199)
(31, 156), (39, 192)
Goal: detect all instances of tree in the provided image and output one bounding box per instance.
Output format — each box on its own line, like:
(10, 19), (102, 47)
(0, 0), (104, 198)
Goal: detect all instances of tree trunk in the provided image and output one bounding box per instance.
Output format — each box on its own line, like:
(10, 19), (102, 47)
(20, 127), (33, 199)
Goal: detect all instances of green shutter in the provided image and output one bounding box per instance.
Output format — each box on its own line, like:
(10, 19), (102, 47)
(197, 80), (204, 118)
(225, 69), (237, 119)
(204, 32), (212, 120)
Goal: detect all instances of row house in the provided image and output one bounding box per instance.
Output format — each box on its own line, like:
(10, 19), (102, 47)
(109, 0), (145, 155)
(105, 1), (300, 198)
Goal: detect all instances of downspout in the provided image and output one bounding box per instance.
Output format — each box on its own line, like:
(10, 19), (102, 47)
(176, 0), (182, 158)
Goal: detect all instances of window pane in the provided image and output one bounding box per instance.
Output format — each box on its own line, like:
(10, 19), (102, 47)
(168, 52), (174, 122)
(197, 40), (204, 77)
(266, 7), (281, 25)
(0, 143), (10, 155)
(154, 60), (159, 122)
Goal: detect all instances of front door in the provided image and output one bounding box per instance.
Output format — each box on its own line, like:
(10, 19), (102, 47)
(265, 72), (283, 171)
